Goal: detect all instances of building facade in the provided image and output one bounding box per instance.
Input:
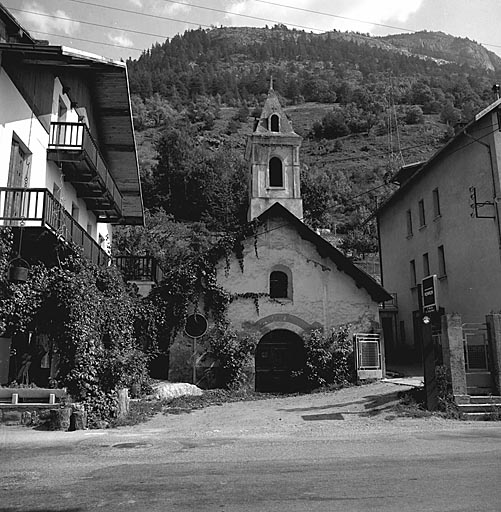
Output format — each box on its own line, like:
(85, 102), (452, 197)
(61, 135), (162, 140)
(377, 97), (501, 362)
(170, 86), (390, 391)
(0, 5), (143, 268)
(0, 5), (144, 385)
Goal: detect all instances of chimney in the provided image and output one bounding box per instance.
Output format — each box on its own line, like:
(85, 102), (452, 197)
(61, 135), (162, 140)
(492, 83), (500, 100)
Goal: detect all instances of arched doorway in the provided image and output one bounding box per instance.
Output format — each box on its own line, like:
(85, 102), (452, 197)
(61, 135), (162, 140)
(255, 330), (305, 392)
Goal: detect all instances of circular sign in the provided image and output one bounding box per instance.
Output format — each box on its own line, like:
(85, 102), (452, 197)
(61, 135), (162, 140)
(184, 313), (208, 338)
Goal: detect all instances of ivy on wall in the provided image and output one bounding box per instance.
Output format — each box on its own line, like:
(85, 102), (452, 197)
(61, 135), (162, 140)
(0, 229), (151, 425)
(146, 218), (263, 348)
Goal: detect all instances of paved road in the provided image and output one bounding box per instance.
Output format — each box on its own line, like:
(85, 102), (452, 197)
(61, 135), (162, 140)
(1, 382), (500, 511)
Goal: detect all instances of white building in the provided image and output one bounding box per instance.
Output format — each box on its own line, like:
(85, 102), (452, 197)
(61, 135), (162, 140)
(0, 4), (143, 269)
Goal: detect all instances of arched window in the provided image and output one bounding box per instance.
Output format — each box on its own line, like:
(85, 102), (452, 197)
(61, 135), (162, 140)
(270, 114), (279, 132)
(270, 271), (288, 298)
(269, 157), (283, 187)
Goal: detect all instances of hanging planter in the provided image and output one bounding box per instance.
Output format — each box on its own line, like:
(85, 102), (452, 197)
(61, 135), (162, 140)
(8, 257), (30, 284)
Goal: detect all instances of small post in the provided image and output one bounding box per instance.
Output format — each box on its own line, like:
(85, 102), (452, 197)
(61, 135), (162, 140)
(486, 314), (501, 394)
(192, 336), (197, 385)
(421, 321), (438, 410)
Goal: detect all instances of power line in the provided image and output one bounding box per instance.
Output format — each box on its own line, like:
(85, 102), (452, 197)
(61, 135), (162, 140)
(158, 0), (322, 33)
(252, 0), (414, 33)
(27, 30), (144, 52)
(7, 0), (501, 58)
(6, 6), (200, 44)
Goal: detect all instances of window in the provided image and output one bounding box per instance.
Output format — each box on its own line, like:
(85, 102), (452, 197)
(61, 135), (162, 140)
(432, 188), (441, 217)
(270, 271), (288, 298)
(5, 137), (31, 221)
(418, 199), (426, 227)
(7, 137), (30, 188)
(410, 260), (416, 287)
(269, 157), (283, 187)
(423, 252), (430, 277)
(406, 209), (413, 236)
(270, 114), (279, 132)
(438, 245), (446, 276)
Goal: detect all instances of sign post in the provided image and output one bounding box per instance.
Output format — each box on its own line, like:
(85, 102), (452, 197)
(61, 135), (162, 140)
(420, 275), (439, 410)
(184, 313), (208, 384)
(421, 274), (438, 316)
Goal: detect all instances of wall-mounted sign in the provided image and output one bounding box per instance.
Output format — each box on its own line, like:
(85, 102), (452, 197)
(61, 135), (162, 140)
(184, 313), (208, 338)
(421, 275), (438, 314)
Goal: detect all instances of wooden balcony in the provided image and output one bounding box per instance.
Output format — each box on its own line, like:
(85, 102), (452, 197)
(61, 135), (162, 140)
(113, 255), (163, 283)
(47, 122), (123, 222)
(0, 188), (109, 266)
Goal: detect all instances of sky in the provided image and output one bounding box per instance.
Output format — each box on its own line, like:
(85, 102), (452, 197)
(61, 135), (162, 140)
(3, 0), (501, 62)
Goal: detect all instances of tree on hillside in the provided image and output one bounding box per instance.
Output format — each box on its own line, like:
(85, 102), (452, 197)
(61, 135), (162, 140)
(149, 126), (248, 231)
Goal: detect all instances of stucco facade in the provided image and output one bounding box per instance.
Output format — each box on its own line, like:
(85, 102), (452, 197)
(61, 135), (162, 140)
(0, 68), (112, 249)
(222, 213), (380, 336)
(377, 100), (501, 357)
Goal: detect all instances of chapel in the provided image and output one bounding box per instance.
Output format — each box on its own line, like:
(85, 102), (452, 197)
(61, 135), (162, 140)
(170, 83), (390, 391)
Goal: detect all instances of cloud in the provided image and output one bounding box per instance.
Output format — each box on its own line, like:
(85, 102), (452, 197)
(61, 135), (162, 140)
(20, 2), (80, 36)
(154, 0), (191, 16)
(342, 0), (424, 30)
(128, 0), (143, 7)
(108, 33), (134, 48)
(222, 0), (424, 33)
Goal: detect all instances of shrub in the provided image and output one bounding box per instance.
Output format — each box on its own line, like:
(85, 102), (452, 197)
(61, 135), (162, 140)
(300, 325), (355, 389)
(207, 326), (258, 390)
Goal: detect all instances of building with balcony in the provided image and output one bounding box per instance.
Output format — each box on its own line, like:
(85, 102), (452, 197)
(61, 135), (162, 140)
(0, 4), (148, 385)
(0, 4), (143, 270)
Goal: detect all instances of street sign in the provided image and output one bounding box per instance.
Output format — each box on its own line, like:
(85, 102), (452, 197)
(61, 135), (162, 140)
(421, 275), (438, 314)
(184, 313), (208, 338)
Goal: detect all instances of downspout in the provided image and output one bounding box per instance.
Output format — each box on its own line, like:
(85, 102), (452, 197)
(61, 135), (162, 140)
(463, 126), (501, 262)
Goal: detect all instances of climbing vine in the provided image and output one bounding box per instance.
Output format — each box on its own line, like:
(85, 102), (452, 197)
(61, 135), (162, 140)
(205, 326), (258, 389)
(0, 229), (151, 425)
(146, 219), (263, 348)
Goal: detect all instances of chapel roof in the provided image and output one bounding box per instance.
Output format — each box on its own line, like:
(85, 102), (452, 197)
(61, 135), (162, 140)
(258, 203), (391, 303)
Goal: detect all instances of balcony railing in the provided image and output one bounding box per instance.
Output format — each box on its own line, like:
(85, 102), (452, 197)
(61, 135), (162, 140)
(48, 122), (123, 219)
(0, 188), (109, 266)
(379, 292), (398, 310)
(113, 255), (163, 283)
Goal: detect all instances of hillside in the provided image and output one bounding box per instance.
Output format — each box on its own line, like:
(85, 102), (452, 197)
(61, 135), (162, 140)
(125, 24), (500, 257)
(380, 31), (501, 72)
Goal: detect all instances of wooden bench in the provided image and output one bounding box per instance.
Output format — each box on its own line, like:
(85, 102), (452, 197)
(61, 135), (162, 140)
(0, 388), (67, 405)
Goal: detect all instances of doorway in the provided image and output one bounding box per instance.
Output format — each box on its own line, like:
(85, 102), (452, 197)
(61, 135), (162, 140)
(255, 330), (305, 392)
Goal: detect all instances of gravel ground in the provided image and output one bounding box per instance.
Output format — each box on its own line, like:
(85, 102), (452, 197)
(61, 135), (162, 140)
(3, 380), (498, 448)
(124, 380), (487, 441)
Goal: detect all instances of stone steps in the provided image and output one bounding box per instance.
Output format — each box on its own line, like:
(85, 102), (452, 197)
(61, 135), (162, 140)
(455, 395), (501, 420)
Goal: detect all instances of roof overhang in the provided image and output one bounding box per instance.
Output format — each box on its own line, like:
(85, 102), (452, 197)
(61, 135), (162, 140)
(258, 203), (391, 303)
(0, 43), (144, 225)
(0, 3), (36, 44)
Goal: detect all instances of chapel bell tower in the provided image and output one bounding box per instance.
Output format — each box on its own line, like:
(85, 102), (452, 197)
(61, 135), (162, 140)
(246, 80), (303, 220)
